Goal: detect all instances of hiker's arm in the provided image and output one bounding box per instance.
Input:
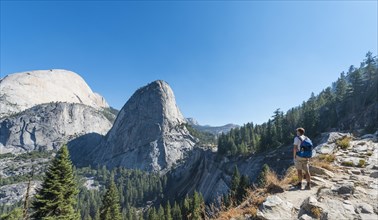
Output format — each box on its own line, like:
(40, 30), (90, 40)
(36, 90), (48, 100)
(293, 145), (297, 159)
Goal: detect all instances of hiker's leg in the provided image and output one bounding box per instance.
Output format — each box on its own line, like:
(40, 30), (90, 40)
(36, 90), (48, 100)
(305, 170), (311, 183)
(297, 169), (303, 182)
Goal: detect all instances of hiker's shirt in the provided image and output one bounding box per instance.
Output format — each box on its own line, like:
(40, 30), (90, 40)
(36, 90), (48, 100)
(294, 135), (306, 159)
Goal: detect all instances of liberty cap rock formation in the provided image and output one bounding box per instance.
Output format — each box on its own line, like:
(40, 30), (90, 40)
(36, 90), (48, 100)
(90, 80), (197, 172)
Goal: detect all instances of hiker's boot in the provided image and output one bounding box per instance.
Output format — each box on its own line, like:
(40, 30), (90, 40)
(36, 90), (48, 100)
(305, 182), (311, 190)
(294, 182), (302, 189)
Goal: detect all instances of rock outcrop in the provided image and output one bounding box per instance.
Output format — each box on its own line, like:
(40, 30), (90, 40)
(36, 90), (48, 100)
(0, 102), (112, 154)
(84, 80), (197, 172)
(217, 132), (378, 220)
(0, 69), (109, 118)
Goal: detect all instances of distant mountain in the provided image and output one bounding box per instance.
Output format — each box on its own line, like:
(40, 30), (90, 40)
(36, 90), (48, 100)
(74, 80), (198, 172)
(0, 69), (109, 118)
(186, 117), (239, 135)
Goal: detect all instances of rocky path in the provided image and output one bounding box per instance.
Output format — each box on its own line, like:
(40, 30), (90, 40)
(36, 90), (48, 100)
(250, 133), (378, 220)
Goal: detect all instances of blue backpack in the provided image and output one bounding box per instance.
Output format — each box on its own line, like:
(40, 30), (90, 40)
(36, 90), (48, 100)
(296, 136), (314, 158)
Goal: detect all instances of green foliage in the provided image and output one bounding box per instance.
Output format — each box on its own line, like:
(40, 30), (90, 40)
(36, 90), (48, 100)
(236, 175), (249, 203)
(226, 166), (250, 206)
(231, 166), (241, 197)
(184, 123), (217, 146)
(358, 159), (366, 168)
(172, 201), (182, 220)
(75, 166), (167, 220)
(147, 207), (158, 220)
(217, 52), (378, 157)
(341, 161), (354, 167)
(14, 150), (53, 161)
(158, 205), (165, 219)
(0, 152), (15, 159)
(0, 208), (23, 220)
(165, 201), (173, 220)
(336, 137), (351, 150)
(31, 145), (79, 220)
(100, 178), (122, 220)
(101, 107), (119, 123)
(0, 173), (44, 187)
(257, 164), (270, 188)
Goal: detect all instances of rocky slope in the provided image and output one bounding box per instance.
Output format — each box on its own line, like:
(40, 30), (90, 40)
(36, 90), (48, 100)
(0, 102), (112, 154)
(214, 133), (378, 220)
(73, 80), (198, 172)
(0, 69), (109, 118)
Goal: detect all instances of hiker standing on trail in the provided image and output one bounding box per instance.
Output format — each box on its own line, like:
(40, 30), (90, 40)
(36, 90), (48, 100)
(293, 127), (312, 190)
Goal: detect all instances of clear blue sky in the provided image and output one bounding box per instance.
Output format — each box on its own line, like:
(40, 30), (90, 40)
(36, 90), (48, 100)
(1, 1), (377, 126)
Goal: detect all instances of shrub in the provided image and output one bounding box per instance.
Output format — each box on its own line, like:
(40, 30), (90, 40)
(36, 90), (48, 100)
(243, 206), (257, 218)
(318, 154), (336, 163)
(336, 137), (351, 150)
(282, 167), (299, 185)
(311, 207), (322, 218)
(358, 159), (366, 168)
(341, 161), (354, 167)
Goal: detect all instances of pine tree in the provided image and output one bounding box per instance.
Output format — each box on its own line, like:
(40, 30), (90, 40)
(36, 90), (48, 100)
(183, 195), (191, 220)
(231, 166), (241, 197)
(165, 201), (173, 220)
(1, 208), (23, 220)
(157, 205), (165, 220)
(172, 201), (182, 220)
(31, 145), (79, 220)
(100, 178), (122, 220)
(236, 175), (249, 203)
(192, 191), (202, 220)
(147, 207), (157, 220)
(257, 164), (270, 188)
(94, 210), (100, 220)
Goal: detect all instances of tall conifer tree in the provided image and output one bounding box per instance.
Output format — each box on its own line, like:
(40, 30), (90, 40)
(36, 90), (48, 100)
(100, 178), (122, 220)
(31, 145), (79, 219)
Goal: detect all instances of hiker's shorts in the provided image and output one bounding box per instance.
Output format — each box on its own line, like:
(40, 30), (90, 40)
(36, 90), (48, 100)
(295, 156), (309, 172)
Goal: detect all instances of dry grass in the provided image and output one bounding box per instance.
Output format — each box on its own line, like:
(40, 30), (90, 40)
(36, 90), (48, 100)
(214, 164), (323, 219)
(242, 206), (257, 217)
(281, 166), (299, 185)
(318, 154), (336, 162)
(214, 188), (267, 219)
(336, 137), (351, 150)
(311, 207), (322, 218)
(216, 207), (243, 220)
(311, 154), (336, 171)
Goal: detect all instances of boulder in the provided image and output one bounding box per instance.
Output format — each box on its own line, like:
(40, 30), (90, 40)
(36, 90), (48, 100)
(256, 195), (294, 220)
(319, 132), (352, 144)
(316, 143), (336, 154)
(369, 171), (378, 178)
(332, 182), (355, 195)
(309, 166), (334, 178)
(298, 214), (313, 220)
(356, 203), (374, 214)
